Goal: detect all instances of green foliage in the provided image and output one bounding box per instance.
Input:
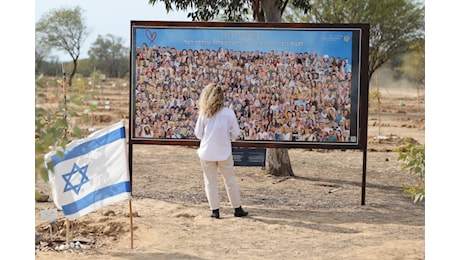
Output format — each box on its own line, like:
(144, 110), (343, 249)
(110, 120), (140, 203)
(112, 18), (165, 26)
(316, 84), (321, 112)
(398, 143), (425, 203)
(147, 0), (311, 22)
(35, 75), (95, 182)
(88, 34), (130, 78)
(302, 0), (425, 80)
(35, 5), (89, 86)
(90, 70), (106, 89)
(35, 78), (69, 181)
(73, 59), (94, 77)
(395, 39), (425, 94)
(35, 6), (89, 60)
(368, 88), (381, 101)
(36, 59), (99, 78)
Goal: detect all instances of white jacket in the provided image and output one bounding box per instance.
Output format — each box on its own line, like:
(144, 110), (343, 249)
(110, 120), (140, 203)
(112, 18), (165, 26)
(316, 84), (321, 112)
(194, 107), (240, 161)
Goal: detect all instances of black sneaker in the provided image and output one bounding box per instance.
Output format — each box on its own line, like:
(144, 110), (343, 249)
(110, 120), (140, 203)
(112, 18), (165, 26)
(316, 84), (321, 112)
(234, 206), (248, 217)
(210, 209), (220, 219)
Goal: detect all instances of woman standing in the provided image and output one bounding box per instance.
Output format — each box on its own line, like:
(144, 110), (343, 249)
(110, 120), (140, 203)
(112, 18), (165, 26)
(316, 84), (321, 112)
(194, 83), (249, 219)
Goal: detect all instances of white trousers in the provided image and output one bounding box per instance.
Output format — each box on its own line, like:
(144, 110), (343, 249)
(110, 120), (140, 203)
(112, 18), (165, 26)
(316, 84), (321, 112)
(200, 155), (242, 210)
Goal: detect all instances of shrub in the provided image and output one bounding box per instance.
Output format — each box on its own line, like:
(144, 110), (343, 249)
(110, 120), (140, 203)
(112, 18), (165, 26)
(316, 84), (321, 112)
(35, 75), (94, 182)
(397, 143), (425, 203)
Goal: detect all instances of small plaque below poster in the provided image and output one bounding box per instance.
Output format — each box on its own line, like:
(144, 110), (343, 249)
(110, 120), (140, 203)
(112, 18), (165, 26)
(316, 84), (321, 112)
(232, 148), (266, 167)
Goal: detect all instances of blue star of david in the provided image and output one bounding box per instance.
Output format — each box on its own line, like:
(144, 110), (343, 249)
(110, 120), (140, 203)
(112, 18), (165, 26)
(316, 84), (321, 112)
(62, 163), (90, 195)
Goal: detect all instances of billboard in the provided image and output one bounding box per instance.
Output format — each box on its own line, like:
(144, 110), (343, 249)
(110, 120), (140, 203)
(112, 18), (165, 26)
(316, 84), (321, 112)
(130, 21), (369, 149)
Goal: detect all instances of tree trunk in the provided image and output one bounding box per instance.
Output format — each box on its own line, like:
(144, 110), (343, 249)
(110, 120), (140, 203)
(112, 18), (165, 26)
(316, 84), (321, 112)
(260, 0), (282, 22)
(69, 59), (78, 86)
(265, 148), (294, 177)
(255, 0), (293, 177)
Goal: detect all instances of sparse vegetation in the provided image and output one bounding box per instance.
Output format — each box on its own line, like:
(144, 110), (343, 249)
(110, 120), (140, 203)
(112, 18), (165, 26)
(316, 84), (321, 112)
(35, 75), (96, 184)
(398, 143), (425, 203)
(369, 88), (381, 101)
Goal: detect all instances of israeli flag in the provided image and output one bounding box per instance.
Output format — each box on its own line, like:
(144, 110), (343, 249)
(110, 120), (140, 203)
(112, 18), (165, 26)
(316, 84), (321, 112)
(45, 120), (131, 220)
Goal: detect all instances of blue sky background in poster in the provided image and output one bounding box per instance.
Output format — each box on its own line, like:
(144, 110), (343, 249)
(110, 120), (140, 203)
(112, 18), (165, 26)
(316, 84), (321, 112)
(134, 27), (354, 63)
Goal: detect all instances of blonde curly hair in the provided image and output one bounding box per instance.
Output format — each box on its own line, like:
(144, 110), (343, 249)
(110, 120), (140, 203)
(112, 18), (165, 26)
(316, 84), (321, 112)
(198, 83), (225, 118)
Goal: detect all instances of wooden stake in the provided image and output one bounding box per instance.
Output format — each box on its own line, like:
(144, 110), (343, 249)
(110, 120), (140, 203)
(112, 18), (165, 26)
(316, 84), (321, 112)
(62, 63), (68, 141)
(66, 218), (71, 244)
(92, 66), (96, 94)
(129, 199), (134, 249)
(376, 72), (382, 139)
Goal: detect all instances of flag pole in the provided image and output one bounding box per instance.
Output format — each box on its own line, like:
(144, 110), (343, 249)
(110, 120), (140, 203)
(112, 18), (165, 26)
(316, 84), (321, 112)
(66, 217), (71, 244)
(63, 63), (71, 245)
(62, 63), (68, 141)
(129, 199), (134, 249)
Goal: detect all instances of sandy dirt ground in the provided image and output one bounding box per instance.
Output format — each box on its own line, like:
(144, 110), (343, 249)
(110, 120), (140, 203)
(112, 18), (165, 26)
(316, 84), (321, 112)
(35, 80), (425, 259)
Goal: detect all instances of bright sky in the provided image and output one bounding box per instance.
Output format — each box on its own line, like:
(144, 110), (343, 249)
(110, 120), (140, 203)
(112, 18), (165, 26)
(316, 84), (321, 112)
(35, 0), (192, 61)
